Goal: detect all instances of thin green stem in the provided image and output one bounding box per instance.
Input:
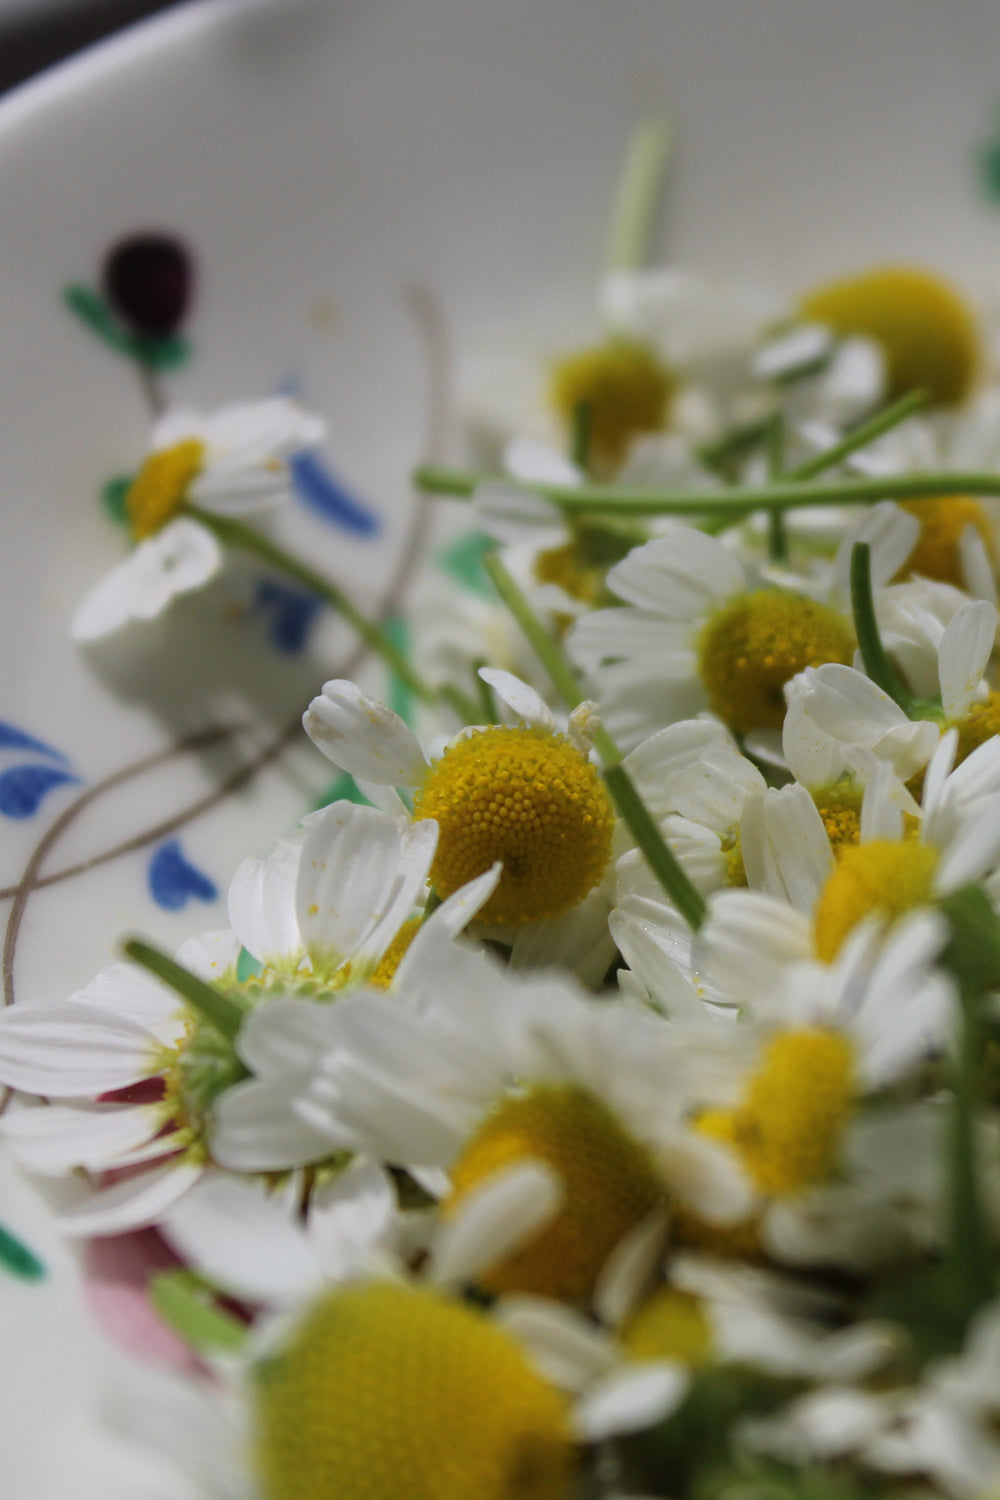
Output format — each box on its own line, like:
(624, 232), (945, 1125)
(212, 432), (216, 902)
(788, 389), (927, 481)
(571, 400), (593, 472)
(188, 507), (478, 722)
(482, 552), (582, 708)
(765, 413), (788, 563)
(849, 543), (913, 712)
(414, 463), (1000, 518)
(481, 551), (706, 929)
(124, 938), (246, 1044)
(605, 115), (675, 273)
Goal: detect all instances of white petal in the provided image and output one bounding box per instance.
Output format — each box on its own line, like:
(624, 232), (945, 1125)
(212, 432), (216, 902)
(57, 1159), (203, 1236)
(227, 834), (303, 969)
(478, 668), (557, 730)
(296, 803), (437, 974)
(472, 479), (567, 544)
(175, 929), (242, 985)
(430, 1160), (563, 1288)
(574, 1362), (687, 1442)
(0, 1102), (158, 1175)
(593, 1208), (670, 1328)
(0, 1003), (157, 1096)
(740, 783), (833, 913)
(938, 598), (997, 720)
(161, 1172), (320, 1304)
(496, 1296), (616, 1389)
(211, 1076), (351, 1171)
(302, 680), (428, 785)
(307, 1158), (399, 1280)
(830, 502), (920, 605)
(503, 439), (582, 487)
(606, 529), (745, 616)
(71, 519), (221, 641)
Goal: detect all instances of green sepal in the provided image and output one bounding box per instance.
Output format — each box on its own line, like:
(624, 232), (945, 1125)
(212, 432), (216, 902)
(150, 1270), (248, 1355)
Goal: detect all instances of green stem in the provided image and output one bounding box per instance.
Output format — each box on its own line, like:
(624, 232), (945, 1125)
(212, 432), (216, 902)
(787, 389), (927, 481)
(605, 115), (675, 273)
(413, 464), (1000, 518)
(188, 507), (479, 722)
(765, 414), (788, 563)
(849, 543), (913, 712)
(124, 938), (246, 1044)
(948, 976), (994, 1312)
(481, 551), (706, 929)
(571, 400), (593, 472)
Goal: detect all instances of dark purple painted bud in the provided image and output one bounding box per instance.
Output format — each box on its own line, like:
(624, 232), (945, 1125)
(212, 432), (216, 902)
(102, 234), (194, 337)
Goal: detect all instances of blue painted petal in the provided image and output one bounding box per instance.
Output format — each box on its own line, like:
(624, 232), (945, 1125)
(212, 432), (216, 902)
(290, 451), (380, 537)
(0, 721), (69, 764)
(0, 765), (79, 819)
(253, 579), (324, 655)
(148, 840), (219, 912)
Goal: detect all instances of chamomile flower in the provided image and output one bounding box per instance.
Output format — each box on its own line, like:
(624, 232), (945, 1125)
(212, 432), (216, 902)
(783, 593), (998, 786)
(302, 672), (616, 935)
(234, 918), (751, 1305)
(71, 396), (325, 641)
(0, 931), (248, 1235)
(566, 506), (918, 751)
(697, 728), (1000, 1004)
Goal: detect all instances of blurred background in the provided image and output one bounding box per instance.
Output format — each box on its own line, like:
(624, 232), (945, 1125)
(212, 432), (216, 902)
(0, 0), (181, 94)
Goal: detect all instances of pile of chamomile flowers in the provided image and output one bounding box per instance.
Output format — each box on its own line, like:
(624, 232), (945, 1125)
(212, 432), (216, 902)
(7, 177), (1000, 1498)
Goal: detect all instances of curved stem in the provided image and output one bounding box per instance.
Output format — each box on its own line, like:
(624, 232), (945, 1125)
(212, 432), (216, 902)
(849, 542), (913, 712)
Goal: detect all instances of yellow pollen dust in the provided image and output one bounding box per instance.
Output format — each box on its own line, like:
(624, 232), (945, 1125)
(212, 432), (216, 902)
(799, 264), (980, 407)
(445, 1084), (664, 1303)
(548, 339), (675, 475)
(367, 917), (421, 990)
(125, 439), (205, 540)
(697, 591), (854, 736)
(813, 839), (938, 963)
(413, 726), (615, 926)
(811, 782), (863, 857)
(623, 1288), (712, 1367)
(952, 690), (1000, 765)
(256, 1280), (574, 1500)
(698, 1028), (855, 1198)
(895, 497), (995, 587)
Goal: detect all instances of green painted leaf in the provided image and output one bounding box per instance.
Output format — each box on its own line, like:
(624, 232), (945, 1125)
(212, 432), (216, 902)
(0, 1222), (46, 1281)
(62, 284), (191, 370)
(101, 474), (134, 527)
(436, 529), (496, 597)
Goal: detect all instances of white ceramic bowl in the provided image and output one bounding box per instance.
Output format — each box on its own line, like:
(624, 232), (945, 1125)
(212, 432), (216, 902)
(2, 0), (1000, 1011)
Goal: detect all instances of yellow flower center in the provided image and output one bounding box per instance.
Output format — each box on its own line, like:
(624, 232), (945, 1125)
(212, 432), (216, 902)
(721, 828), (748, 887)
(811, 781), (863, 857)
(698, 1028), (855, 1197)
(256, 1281), (574, 1500)
(623, 1288), (712, 1367)
(894, 497), (995, 587)
(367, 916), (421, 990)
(534, 540), (607, 605)
(798, 264), (980, 407)
(813, 839), (938, 962)
(413, 727), (615, 926)
(697, 591), (855, 736)
(548, 339), (675, 475)
(445, 1084), (664, 1302)
(125, 438), (205, 540)
(952, 689), (1000, 765)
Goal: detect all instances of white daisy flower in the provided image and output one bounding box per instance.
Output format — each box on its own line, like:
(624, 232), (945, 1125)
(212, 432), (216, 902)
(230, 918), (751, 1308)
(566, 505), (916, 751)
(302, 671), (622, 979)
(695, 728), (1000, 1016)
(71, 396), (325, 641)
(0, 798), (443, 1231)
